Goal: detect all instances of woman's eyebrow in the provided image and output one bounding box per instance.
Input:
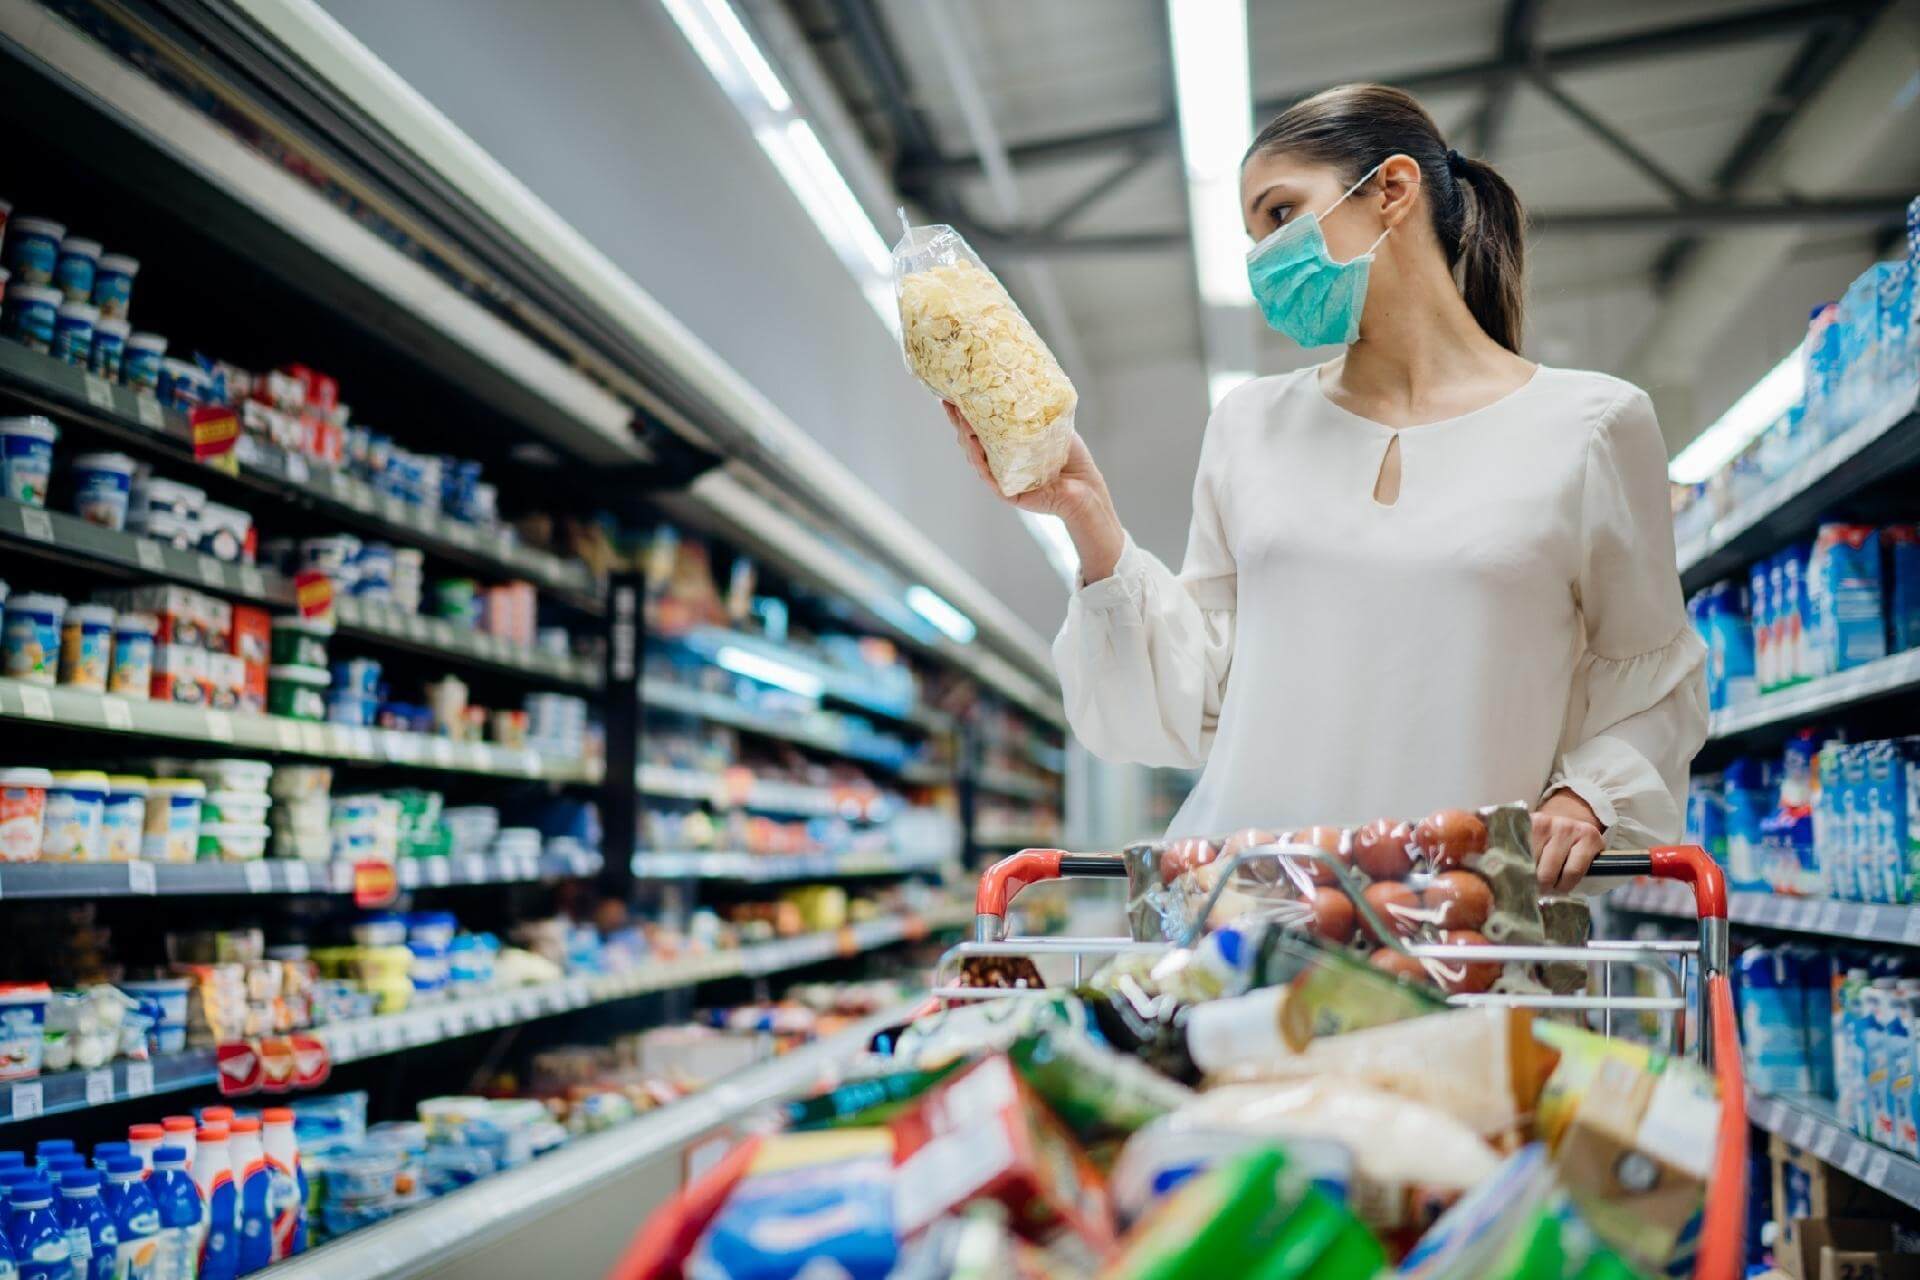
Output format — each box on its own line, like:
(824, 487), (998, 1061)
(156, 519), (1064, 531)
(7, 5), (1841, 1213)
(1244, 181), (1287, 219)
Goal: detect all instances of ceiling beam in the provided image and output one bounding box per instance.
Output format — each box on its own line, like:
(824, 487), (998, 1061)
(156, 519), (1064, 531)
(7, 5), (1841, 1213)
(1468, 0), (1545, 158)
(965, 194), (1914, 255)
(1525, 69), (1698, 207)
(900, 0), (1875, 180)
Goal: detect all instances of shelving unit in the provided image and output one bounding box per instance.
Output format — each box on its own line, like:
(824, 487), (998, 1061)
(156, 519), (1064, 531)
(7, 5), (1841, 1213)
(0, 910), (965, 1127)
(641, 678), (946, 779)
(0, 848), (598, 899)
(1748, 1093), (1920, 1213)
(630, 849), (947, 882)
(1608, 880), (1920, 947)
(1708, 647), (1920, 741)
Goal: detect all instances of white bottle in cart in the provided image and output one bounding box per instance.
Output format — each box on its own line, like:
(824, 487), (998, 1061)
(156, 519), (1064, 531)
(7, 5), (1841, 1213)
(1890, 984), (1920, 1157)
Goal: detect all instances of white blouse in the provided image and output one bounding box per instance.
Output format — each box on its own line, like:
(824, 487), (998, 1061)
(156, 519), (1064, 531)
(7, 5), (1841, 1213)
(1055, 365), (1709, 848)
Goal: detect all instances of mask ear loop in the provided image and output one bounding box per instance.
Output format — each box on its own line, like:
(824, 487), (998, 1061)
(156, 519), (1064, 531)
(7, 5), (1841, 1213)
(1324, 160), (1393, 262)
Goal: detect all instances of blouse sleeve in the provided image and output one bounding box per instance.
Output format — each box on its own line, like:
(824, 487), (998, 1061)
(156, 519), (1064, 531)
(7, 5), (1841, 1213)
(1051, 417), (1236, 769)
(1548, 388), (1710, 849)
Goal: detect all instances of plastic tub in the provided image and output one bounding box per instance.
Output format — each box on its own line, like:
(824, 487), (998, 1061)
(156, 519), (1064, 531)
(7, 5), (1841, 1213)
(141, 778), (204, 863)
(90, 253), (137, 319)
(270, 617), (332, 667)
(101, 777), (148, 863)
(0, 984), (50, 1080)
(201, 791), (271, 826)
(352, 915), (407, 948)
(3, 284), (60, 353)
(70, 451), (136, 531)
(0, 768), (52, 863)
(3, 592), (65, 683)
(0, 416), (57, 507)
(158, 360), (205, 411)
(4, 218), (64, 284)
(51, 300), (97, 366)
(122, 332), (166, 391)
(326, 692), (377, 728)
(407, 912), (457, 953)
(88, 317), (129, 381)
(52, 236), (99, 302)
(191, 759), (273, 794)
(108, 612), (156, 699)
(268, 665), (329, 721)
(267, 765), (331, 800)
(196, 822), (268, 863)
(198, 503), (251, 563)
(56, 602), (115, 691)
(42, 771), (110, 862)
(117, 977), (187, 1049)
(137, 476), (205, 521)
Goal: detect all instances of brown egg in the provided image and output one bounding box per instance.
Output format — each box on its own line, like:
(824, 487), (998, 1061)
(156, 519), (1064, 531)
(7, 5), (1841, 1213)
(1414, 809), (1488, 871)
(1359, 880), (1421, 942)
(1368, 948), (1433, 986)
(1284, 825), (1350, 887)
(1350, 818), (1415, 882)
(1420, 870), (1495, 931)
(1308, 887), (1356, 944)
(1220, 827), (1279, 862)
(1437, 929), (1500, 994)
(1157, 838), (1208, 885)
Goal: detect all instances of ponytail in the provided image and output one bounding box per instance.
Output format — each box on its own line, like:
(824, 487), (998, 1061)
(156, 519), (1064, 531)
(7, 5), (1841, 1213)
(1450, 154), (1527, 353)
(1247, 83), (1529, 353)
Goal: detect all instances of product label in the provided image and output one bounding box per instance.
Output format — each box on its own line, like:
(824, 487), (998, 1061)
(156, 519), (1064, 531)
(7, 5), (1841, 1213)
(0, 785), (46, 862)
(188, 408), (240, 474)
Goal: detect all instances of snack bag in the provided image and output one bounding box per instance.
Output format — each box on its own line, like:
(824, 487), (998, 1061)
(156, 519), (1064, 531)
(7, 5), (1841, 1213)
(893, 217), (1076, 496)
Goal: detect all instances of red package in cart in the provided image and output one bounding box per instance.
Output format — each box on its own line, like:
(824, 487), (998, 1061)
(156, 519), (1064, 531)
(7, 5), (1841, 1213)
(890, 1054), (1114, 1254)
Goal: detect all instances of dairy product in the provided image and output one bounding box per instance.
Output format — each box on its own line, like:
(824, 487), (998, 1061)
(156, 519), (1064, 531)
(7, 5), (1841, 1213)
(227, 1118), (270, 1275)
(56, 1170), (116, 1280)
(148, 1146), (199, 1280)
(102, 1155), (159, 1279)
(7, 1178), (70, 1280)
(191, 1126), (235, 1280)
(259, 1110), (303, 1262)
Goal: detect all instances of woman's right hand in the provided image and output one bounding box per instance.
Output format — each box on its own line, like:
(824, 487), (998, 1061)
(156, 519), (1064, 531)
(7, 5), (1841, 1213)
(944, 401), (1127, 581)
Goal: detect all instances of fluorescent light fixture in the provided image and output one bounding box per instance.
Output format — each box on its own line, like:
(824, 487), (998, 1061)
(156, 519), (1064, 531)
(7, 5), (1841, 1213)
(1209, 368), (1253, 409)
(661, 0), (790, 113)
(1021, 510), (1080, 584)
(906, 585), (977, 645)
(1169, 0), (1252, 311)
(715, 644), (825, 698)
(1668, 344), (1806, 484)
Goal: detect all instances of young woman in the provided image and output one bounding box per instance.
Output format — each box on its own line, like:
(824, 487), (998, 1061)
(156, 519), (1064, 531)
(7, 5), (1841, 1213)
(947, 84), (1707, 892)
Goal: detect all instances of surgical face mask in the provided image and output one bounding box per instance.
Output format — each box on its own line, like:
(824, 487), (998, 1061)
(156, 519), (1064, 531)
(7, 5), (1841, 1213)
(1245, 162), (1391, 347)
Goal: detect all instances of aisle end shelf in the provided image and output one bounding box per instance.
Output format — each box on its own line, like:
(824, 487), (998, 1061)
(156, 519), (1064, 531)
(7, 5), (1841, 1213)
(1748, 1092), (1920, 1213)
(1609, 880), (1920, 947)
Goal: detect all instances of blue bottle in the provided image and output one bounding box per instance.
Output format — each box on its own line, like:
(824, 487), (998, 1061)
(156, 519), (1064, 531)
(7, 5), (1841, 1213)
(55, 1171), (116, 1280)
(0, 1168), (37, 1220)
(225, 1120), (270, 1277)
(100, 1157), (158, 1279)
(0, 1157), (22, 1177)
(28, 1146), (70, 1177)
(5, 1180), (69, 1280)
(88, 1146), (129, 1174)
(147, 1147), (199, 1280)
(38, 1157), (82, 1186)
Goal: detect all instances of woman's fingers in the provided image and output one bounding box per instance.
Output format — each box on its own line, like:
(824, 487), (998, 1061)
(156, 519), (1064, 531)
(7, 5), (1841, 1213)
(1554, 828), (1604, 894)
(1531, 812), (1603, 893)
(1534, 825), (1570, 893)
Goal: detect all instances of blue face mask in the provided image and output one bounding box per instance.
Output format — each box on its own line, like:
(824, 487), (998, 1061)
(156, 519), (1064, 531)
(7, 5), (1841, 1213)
(1245, 162), (1391, 347)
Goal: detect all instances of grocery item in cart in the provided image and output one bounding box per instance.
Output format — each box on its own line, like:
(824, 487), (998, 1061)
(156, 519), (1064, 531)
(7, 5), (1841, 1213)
(893, 218), (1075, 496)
(685, 1130), (896, 1280)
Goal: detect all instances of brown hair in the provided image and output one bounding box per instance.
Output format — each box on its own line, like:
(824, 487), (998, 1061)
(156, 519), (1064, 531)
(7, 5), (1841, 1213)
(1246, 83), (1527, 353)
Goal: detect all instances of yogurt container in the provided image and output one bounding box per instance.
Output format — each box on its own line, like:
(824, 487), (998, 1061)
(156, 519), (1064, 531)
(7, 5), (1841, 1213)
(0, 415), (57, 506)
(56, 601), (115, 690)
(158, 360), (205, 411)
(3, 592), (65, 683)
(201, 790), (271, 826)
(102, 777), (148, 862)
(108, 612), (156, 698)
(53, 237), (100, 303)
(3, 218), (65, 285)
(268, 765), (331, 799)
(196, 822), (268, 863)
(42, 771), (110, 862)
(88, 317), (129, 381)
(117, 978), (187, 1052)
(270, 617), (332, 667)
(0, 768), (52, 863)
(268, 665), (329, 721)
(71, 451), (136, 530)
(141, 779), (204, 863)
(122, 332), (167, 391)
(90, 254), (137, 319)
(0, 984), (50, 1080)
(51, 300), (96, 366)
(192, 758), (272, 794)
(3, 283), (61, 353)
(198, 502), (251, 563)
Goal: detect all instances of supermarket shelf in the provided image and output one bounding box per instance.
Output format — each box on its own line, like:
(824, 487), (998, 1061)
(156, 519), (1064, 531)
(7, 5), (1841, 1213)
(1676, 392), (1920, 593)
(335, 598), (600, 689)
(1710, 648), (1920, 739)
(631, 849), (949, 882)
(973, 768), (1058, 802)
(0, 911), (963, 1126)
(642, 679), (946, 779)
(0, 677), (600, 784)
(264, 1007), (910, 1280)
(672, 627), (948, 731)
(1749, 1092), (1920, 1213)
(1608, 880), (1920, 946)
(0, 849), (601, 900)
(0, 341), (602, 608)
(636, 765), (889, 819)
(0, 500), (597, 687)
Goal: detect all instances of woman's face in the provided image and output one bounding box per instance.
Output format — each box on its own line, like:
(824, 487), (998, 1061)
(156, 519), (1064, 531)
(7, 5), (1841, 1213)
(1240, 150), (1395, 264)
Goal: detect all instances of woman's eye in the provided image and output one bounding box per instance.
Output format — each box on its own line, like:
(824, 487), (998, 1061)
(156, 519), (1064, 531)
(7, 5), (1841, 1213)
(1266, 203), (1293, 226)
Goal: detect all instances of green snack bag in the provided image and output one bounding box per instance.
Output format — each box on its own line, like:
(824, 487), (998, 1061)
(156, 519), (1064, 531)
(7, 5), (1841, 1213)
(1008, 1028), (1194, 1144)
(783, 1062), (961, 1130)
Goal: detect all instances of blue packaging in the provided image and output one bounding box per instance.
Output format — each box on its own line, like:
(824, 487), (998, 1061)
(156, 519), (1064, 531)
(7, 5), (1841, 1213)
(1783, 547), (1812, 684)
(1843, 743), (1878, 903)
(146, 1148), (198, 1280)
(1879, 258), (1916, 402)
(1809, 524), (1887, 674)
(1815, 741), (1847, 899)
(52, 239), (99, 305)
(98, 1157), (156, 1280)
(50, 302), (96, 367)
(1723, 757), (1775, 892)
(56, 1171), (115, 1280)
(1702, 580), (1756, 710)
(121, 333), (166, 392)
(1759, 806), (1813, 897)
(88, 319), (128, 382)
(88, 254), (137, 321)
(1688, 774), (1726, 868)
(1747, 562), (1773, 692)
(4, 285), (61, 354)
(3, 219), (64, 286)
(1885, 525), (1920, 654)
(1804, 302), (1843, 440)
(1737, 948), (1814, 1094)
(0, 417), (56, 508)
(7, 1179), (70, 1280)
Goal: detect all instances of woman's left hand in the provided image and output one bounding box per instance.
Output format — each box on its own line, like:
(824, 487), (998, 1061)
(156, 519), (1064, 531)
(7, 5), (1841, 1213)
(1532, 791), (1605, 894)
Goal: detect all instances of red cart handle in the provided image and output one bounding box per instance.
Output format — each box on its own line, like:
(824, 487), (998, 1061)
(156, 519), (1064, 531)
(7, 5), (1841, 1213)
(973, 849), (1125, 941)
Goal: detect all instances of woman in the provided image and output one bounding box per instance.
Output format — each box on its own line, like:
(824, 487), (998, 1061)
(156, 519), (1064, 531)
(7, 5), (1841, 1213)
(948, 84), (1708, 892)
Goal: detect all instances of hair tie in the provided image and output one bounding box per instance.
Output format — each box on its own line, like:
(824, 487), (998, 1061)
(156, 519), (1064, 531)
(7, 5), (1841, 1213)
(1445, 148), (1465, 174)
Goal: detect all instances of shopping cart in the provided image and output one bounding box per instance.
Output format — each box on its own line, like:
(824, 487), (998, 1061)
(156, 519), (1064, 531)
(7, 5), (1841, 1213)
(933, 842), (1747, 1280)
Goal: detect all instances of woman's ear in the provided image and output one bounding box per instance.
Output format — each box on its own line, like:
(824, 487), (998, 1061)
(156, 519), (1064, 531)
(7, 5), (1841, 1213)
(1376, 153), (1423, 230)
